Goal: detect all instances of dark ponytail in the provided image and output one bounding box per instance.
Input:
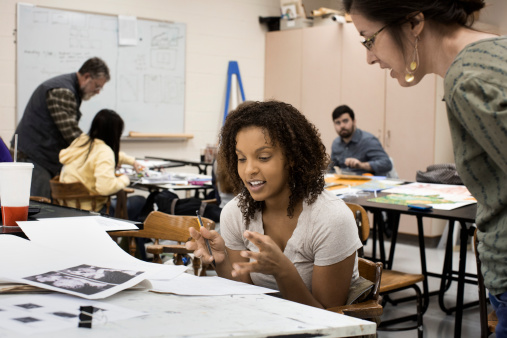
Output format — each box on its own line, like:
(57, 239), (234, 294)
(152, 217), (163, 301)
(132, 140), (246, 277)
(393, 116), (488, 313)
(81, 109), (124, 166)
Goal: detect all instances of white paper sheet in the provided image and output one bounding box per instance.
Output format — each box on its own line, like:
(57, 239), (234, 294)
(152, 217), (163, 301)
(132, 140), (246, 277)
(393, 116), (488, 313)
(149, 273), (278, 296)
(0, 293), (145, 335)
(118, 15), (137, 46)
(65, 215), (139, 231)
(18, 218), (187, 281)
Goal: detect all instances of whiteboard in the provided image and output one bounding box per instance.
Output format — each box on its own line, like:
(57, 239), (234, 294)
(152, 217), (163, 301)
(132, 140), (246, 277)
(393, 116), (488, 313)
(16, 4), (186, 136)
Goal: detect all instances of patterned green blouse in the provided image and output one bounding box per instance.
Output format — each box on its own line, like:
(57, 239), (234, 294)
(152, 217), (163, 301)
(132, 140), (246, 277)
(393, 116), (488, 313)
(444, 36), (507, 296)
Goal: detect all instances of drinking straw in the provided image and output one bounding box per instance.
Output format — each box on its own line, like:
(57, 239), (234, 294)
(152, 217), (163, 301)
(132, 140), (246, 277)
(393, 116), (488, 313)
(14, 134), (18, 162)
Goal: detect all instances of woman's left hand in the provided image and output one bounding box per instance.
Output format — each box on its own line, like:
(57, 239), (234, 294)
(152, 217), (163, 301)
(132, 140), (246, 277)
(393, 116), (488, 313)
(231, 230), (291, 278)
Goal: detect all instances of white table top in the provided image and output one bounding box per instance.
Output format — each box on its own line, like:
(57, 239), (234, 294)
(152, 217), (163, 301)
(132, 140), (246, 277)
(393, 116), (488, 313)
(0, 290), (376, 337)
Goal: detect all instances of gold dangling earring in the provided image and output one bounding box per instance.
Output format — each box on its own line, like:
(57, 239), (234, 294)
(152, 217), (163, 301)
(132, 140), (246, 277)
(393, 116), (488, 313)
(405, 37), (420, 83)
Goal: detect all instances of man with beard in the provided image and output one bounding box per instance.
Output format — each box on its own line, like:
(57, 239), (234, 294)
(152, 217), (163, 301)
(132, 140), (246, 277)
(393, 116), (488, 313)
(11, 57), (110, 198)
(330, 105), (392, 176)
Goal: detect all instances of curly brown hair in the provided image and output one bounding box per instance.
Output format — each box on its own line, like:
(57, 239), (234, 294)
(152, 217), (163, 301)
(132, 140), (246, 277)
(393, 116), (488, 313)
(218, 100), (330, 225)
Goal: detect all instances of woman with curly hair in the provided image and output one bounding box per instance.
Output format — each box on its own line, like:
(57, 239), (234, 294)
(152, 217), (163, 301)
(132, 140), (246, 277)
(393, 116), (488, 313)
(187, 100), (362, 308)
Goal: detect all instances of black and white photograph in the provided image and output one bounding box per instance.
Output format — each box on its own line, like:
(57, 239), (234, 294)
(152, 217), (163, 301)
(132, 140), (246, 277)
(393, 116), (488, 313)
(23, 264), (144, 296)
(60, 264), (143, 285)
(24, 272), (115, 296)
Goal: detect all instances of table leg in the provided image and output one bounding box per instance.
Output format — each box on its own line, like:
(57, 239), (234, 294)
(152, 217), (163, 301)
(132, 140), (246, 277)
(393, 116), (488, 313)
(453, 221), (469, 338)
(416, 215), (430, 314)
(386, 212), (400, 270)
(372, 213), (378, 262)
(439, 220), (456, 313)
(377, 211), (387, 266)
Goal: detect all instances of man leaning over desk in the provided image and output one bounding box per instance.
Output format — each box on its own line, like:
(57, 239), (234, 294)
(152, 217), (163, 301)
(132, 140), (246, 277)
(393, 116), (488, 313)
(11, 57), (110, 198)
(330, 105), (392, 176)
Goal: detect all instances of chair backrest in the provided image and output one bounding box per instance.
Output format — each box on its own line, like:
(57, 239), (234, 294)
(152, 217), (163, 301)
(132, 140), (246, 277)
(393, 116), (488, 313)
(358, 257), (382, 303)
(346, 202), (382, 303)
(112, 210), (215, 243)
(345, 202), (370, 243)
(49, 175), (133, 219)
(50, 175), (109, 212)
(30, 196), (51, 204)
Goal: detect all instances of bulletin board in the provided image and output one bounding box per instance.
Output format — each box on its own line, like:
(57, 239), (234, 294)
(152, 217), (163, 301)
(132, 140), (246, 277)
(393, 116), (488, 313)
(16, 3), (186, 136)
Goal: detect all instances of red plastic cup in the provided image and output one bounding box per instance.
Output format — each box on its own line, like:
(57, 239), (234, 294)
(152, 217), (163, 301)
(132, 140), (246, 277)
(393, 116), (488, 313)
(0, 163), (33, 226)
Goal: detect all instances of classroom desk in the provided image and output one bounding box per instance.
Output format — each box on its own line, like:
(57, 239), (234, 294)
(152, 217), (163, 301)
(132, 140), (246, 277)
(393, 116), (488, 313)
(0, 290), (376, 337)
(0, 201), (142, 237)
(145, 156), (213, 175)
(342, 191), (477, 338)
(131, 174), (214, 199)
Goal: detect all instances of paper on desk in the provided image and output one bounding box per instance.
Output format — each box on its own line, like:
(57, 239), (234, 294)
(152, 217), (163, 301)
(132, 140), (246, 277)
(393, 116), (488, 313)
(150, 273), (278, 295)
(139, 171), (211, 185)
(382, 182), (474, 197)
(0, 235), (150, 299)
(0, 293), (144, 335)
(68, 215), (139, 231)
(379, 182), (477, 210)
(19, 218), (187, 280)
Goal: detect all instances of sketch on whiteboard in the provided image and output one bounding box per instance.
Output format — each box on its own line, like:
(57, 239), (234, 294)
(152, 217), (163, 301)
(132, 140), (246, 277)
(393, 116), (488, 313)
(119, 75), (139, 101)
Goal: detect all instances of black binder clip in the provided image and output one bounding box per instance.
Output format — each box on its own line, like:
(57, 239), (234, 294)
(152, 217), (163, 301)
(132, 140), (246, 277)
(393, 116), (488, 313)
(78, 306), (94, 328)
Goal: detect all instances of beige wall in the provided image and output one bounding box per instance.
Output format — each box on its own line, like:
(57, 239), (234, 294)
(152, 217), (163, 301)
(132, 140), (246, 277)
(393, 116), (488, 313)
(0, 0), (279, 166)
(1, 0), (505, 167)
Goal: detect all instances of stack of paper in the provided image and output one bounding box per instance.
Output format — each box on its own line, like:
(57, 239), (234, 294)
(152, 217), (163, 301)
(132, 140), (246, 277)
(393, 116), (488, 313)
(0, 217), (277, 300)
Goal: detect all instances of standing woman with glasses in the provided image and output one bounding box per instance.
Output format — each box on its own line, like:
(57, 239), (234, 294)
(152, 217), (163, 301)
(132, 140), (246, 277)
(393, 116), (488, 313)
(342, 0), (507, 335)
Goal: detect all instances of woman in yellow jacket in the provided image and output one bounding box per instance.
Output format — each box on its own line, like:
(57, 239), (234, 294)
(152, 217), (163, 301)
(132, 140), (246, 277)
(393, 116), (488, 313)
(59, 109), (146, 221)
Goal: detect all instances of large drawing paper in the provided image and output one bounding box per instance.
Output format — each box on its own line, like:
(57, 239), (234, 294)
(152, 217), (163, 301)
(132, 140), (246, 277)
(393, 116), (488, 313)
(150, 273), (278, 296)
(0, 293), (144, 335)
(77, 215), (139, 231)
(18, 217), (187, 280)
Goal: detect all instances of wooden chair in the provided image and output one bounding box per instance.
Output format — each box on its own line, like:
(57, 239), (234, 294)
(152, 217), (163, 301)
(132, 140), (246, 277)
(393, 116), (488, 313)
(327, 257), (383, 327)
(346, 202), (424, 338)
(29, 196), (51, 204)
(110, 210), (215, 276)
(474, 228), (498, 337)
(49, 175), (133, 219)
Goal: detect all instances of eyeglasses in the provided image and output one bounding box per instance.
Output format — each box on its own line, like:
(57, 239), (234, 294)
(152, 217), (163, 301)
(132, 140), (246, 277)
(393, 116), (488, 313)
(91, 78), (106, 91)
(361, 25), (388, 51)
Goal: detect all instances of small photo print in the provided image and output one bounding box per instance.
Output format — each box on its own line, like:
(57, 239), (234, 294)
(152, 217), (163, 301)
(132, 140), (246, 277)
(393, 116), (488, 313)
(15, 303), (42, 310)
(13, 317), (41, 324)
(281, 3), (298, 19)
(51, 311), (78, 318)
(24, 272), (114, 296)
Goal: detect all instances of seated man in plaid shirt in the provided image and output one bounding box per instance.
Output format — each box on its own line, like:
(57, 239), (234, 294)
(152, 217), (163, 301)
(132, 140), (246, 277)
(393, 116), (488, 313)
(11, 57), (110, 198)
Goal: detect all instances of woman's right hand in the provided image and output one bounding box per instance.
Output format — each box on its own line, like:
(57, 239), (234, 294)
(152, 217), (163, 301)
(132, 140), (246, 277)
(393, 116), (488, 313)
(186, 227), (227, 265)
